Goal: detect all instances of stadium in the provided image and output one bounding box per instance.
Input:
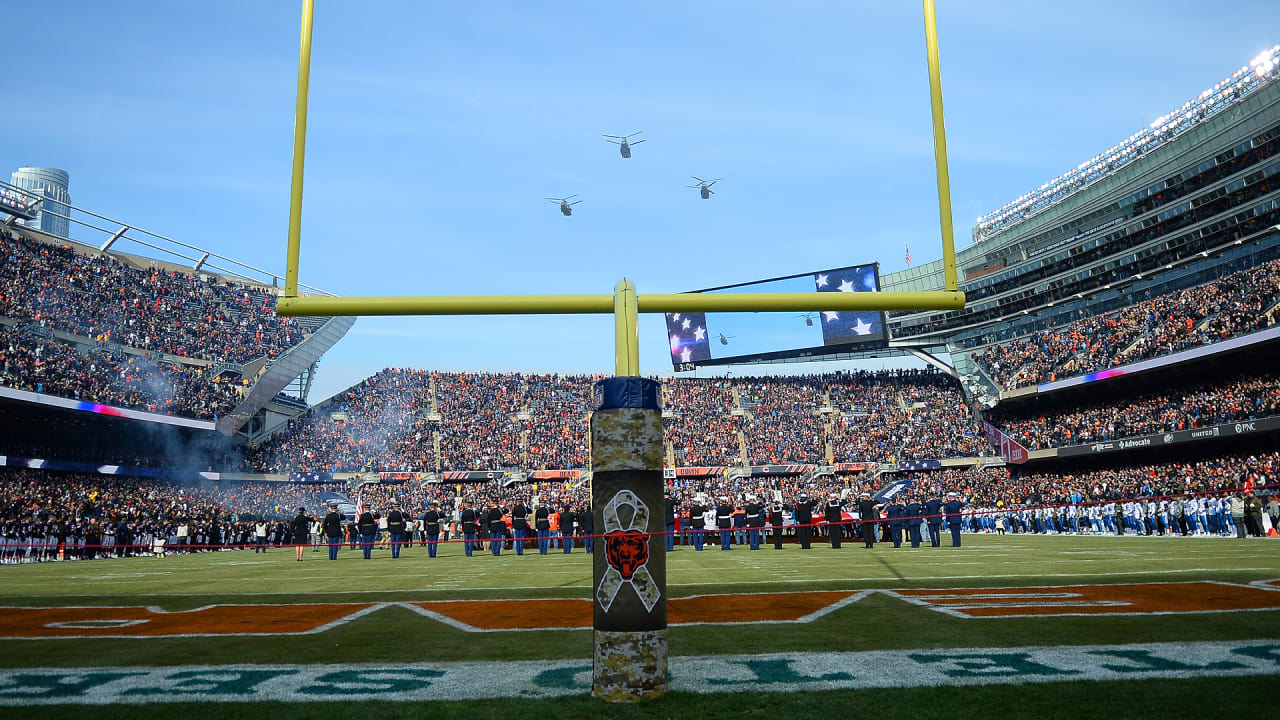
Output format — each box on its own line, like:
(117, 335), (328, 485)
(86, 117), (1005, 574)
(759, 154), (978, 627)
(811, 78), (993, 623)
(2, 4), (1279, 718)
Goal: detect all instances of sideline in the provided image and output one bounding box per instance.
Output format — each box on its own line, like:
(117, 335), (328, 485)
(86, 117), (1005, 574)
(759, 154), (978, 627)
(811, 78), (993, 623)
(0, 640), (1276, 703)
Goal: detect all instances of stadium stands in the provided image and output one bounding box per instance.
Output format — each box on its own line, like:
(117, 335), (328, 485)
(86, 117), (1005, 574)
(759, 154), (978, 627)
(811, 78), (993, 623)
(0, 229), (303, 364)
(244, 368), (982, 473)
(4, 47), (1277, 561)
(987, 370), (1280, 450)
(975, 258), (1280, 390)
(973, 44), (1280, 242)
(0, 228), (309, 420)
(0, 325), (242, 420)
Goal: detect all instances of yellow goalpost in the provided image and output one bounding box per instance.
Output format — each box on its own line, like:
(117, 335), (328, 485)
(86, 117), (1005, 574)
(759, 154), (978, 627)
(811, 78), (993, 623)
(275, 0), (966, 377)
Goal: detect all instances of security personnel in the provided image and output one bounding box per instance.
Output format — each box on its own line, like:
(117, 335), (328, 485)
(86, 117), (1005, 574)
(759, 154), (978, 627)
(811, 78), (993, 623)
(944, 492), (966, 547)
(823, 495), (844, 549)
(745, 496), (765, 550)
(578, 502), (595, 552)
(768, 499), (785, 549)
(510, 499), (530, 556)
(534, 502), (551, 554)
(716, 497), (734, 550)
(664, 493), (677, 552)
(794, 493), (815, 549)
(291, 507), (311, 562)
(857, 493), (880, 548)
(488, 503), (505, 556)
(322, 503), (343, 560)
(886, 498), (905, 548)
(904, 495), (924, 548)
(690, 498), (706, 551)
(560, 505), (576, 554)
(357, 508), (377, 559)
(387, 501), (407, 559)
(422, 502), (442, 558)
(923, 492), (943, 547)
(460, 501), (479, 557)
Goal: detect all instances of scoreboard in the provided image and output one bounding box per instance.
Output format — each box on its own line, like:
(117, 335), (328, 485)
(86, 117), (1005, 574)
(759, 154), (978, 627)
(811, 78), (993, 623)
(665, 263), (889, 370)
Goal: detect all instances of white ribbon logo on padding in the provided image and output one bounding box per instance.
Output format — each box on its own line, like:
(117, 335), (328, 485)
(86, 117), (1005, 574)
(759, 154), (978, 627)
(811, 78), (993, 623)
(597, 489), (661, 613)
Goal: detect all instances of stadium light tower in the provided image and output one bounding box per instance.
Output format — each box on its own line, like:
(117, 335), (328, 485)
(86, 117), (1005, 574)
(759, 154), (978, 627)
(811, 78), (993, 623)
(276, 0), (965, 702)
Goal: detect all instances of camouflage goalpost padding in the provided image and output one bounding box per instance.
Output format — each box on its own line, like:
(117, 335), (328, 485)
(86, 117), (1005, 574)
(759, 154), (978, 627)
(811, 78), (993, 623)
(590, 377), (668, 702)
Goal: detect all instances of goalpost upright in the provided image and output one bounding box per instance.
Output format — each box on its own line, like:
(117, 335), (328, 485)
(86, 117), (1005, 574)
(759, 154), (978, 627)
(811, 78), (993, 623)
(276, 0), (965, 702)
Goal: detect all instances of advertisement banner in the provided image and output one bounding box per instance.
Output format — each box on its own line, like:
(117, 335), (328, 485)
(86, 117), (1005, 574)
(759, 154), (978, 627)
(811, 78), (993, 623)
(983, 421), (1030, 464)
(529, 469), (581, 481)
(1055, 416), (1280, 458)
(748, 464), (815, 476)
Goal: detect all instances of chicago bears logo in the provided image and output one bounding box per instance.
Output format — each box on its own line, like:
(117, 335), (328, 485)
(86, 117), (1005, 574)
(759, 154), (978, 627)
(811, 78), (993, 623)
(605, 529), (649, 581)
(596, 489), (662, 613)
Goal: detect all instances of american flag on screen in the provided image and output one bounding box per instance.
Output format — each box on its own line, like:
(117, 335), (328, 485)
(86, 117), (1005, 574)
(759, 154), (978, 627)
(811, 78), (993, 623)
(814, 266), (883, 346)
(666, 312), (712, 364)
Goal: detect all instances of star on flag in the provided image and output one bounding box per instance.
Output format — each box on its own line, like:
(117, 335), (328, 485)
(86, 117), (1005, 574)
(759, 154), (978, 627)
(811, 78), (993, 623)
(813, 265), (884, 346)
(665, 311), (712, 364)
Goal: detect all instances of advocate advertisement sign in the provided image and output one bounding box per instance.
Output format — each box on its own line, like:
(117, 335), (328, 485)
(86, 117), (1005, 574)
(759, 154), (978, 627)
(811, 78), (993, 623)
(1056, 416), (1280, 458)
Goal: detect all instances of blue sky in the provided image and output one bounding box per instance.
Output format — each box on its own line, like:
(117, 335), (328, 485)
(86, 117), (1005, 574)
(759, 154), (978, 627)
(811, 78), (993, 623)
(4, 1), (1277, 402)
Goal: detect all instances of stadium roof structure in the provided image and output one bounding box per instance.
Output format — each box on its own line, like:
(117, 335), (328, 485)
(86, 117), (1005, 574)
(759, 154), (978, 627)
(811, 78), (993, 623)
(973, 43), (1280, 244)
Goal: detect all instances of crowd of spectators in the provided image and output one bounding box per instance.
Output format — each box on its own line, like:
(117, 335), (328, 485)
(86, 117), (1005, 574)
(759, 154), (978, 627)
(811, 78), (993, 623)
(0, 229), (304, 364)
(890, 453), (1275, 511)
(520, 375), (594, 470)
(988, 371), (1280, 449)
(976, 258), (1280, 390)
(0, 228), (312, 420)
(665, 378), (742, 467)
(826, 370), (989, 462)
(241, 368), (433, 473)
(244, 368), (985, 473)
(0, 326), (242, 420)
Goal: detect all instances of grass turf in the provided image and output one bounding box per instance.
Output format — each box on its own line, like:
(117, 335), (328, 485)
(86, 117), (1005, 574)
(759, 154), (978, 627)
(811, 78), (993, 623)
(1, 534), (1276, 714)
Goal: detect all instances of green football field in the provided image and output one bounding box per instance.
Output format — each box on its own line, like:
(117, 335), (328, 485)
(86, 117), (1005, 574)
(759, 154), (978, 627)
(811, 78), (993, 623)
(1, 534), (1278, 718)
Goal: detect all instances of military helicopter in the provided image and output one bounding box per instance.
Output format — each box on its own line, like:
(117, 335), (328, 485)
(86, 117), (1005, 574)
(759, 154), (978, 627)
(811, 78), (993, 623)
(718, 333), (734, 345)
(603, 131), (645, 158)
(545, 195), (582, 216)
(687, 176), (722, 199)
(799, 313), (817, 327)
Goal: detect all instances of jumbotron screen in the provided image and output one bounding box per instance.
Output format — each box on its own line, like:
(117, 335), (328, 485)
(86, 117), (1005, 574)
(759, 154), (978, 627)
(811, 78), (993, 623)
(666, 263), (888, 371)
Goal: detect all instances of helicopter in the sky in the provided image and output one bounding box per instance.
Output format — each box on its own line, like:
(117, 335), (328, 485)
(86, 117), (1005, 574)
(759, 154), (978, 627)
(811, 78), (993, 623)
(604, 131), (645, 158)
(546, 195), (582, 216)
(799, 313), (817, 327)
(688, 176), (722, 199)
(718, 333), (734, 345)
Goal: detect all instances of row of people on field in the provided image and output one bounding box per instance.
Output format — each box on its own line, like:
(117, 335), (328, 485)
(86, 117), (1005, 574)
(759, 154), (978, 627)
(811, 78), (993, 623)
(2, 449), (1276, 563)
